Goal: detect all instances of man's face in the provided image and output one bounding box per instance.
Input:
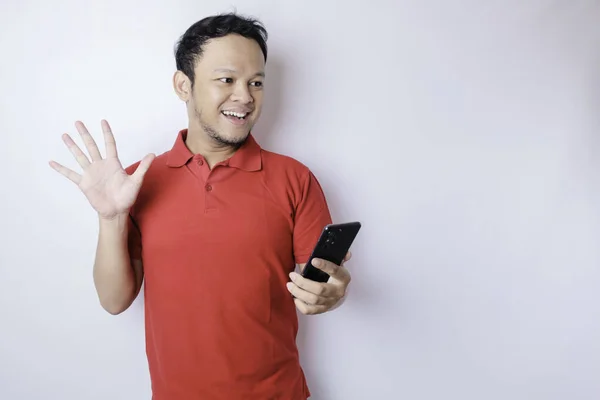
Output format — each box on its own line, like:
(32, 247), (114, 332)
(187, 34), (265, 146)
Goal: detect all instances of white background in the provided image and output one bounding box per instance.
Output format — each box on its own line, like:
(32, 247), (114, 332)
(1, 1), (600, 399)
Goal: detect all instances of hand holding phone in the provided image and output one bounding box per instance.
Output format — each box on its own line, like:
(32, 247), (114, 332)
(301, 221), (361, 282)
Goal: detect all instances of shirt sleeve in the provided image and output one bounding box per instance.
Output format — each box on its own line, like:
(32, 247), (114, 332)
(292, 170), (333, 264)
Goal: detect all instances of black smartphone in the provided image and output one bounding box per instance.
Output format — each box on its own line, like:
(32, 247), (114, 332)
(301, 221), (362, 282)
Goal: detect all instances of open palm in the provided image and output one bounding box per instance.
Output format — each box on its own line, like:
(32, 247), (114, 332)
(49, 120), (155, 220)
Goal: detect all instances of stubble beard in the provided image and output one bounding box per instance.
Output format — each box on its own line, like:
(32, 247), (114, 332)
(195, 106), (248, 150)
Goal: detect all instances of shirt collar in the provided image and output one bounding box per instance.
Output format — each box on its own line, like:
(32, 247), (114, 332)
(166, 129), (262, 171)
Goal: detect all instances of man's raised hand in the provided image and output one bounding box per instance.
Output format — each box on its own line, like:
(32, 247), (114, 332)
(49, 120), (155, 220)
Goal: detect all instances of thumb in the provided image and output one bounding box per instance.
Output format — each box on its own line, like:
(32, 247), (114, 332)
(130, 153), (155, 183)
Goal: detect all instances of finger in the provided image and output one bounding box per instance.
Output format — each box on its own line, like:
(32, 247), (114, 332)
(311, 258), (340, 276)
(48, 160), (82, 185)
(130, 153), (156, 183)
(294, 298), (327, 315)
(312, 258), (351, 284)
(286, 281), (332, 306)
(289, 272), (338, 298)
(62, 133), (90, 168)
(75, 121), (103, 161)
(343, 251), (352, 263)
(101, 120), (118, 159)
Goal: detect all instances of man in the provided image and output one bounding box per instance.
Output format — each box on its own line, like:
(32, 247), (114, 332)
(49, 12), (352, 400)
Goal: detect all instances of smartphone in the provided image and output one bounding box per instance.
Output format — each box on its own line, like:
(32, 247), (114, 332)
(301, 221), (362, 283)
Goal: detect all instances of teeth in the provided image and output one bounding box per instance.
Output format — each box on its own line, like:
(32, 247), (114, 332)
(222, 111), (248, 118)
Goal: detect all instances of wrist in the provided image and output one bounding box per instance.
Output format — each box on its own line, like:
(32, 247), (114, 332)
(98, 212), (130, 229)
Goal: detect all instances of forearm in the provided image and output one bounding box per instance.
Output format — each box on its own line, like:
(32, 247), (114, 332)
(93, 213), (139, 314)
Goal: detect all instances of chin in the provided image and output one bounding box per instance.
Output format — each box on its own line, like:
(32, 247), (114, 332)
(227, 133), (249, 145)
(211, 127), (251, 147)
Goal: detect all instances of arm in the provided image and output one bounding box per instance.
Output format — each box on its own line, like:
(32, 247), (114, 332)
(285, 168), (352, 314)
(48, 119), (154, 315)
(93, 213), (143, 315)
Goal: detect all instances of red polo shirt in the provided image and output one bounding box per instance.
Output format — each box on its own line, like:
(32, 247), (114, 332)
(125, 129), (332, 399)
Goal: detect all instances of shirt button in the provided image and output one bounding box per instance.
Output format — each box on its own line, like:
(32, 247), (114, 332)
(197, 159), (203, 165)
(205, 184), (212, 192)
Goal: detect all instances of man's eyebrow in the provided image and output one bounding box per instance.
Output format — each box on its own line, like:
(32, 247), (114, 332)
(213, 68), (265, 77)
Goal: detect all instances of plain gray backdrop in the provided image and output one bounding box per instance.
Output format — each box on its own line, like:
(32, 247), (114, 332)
(1, 1), (599, 399)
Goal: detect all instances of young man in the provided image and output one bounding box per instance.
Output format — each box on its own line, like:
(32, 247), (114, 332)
(49, 13), (352, 400)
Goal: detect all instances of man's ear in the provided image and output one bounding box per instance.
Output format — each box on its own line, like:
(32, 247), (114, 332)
(173, 70), (192, 101)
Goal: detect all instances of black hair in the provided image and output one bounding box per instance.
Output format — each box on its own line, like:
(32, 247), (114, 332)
(174, 12), (268, 86)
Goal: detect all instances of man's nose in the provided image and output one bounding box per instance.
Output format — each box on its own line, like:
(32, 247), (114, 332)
(232, 83), (253, 103)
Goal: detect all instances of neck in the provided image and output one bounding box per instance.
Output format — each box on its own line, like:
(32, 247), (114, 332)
(184, 126), (239, 168)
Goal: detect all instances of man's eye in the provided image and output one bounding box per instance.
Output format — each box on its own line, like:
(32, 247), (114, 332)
(219, 78), (233, 83)
(251, 81), (263, 87)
